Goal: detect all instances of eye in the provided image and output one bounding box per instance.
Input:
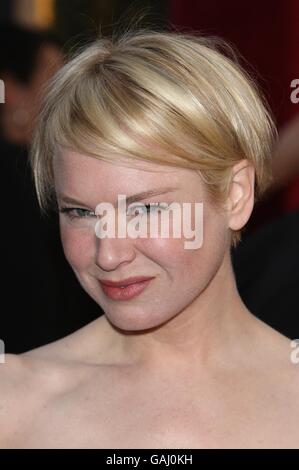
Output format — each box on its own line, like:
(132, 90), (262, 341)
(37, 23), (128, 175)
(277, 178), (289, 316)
(126, 202), (169, 216)
(59, 207), (96, 220)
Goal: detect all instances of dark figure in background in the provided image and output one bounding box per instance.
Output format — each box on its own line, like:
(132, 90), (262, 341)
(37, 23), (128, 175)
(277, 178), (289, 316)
(232, 112), (299, 340)
(232, 209), (299, 339)
(0, 22), (102, 353)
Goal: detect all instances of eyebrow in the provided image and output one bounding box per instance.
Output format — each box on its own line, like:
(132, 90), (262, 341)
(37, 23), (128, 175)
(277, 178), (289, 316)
(57, 187), (178, 208)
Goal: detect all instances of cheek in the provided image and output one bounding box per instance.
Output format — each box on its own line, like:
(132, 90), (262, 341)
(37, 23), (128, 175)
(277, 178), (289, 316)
(60, 222), (94, 269)
(135, 236), (201, 279)
(136, 209), (227, 286)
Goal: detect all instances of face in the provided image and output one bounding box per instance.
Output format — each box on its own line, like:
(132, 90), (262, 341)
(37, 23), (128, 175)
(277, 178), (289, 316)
(54, 149), (231, 331)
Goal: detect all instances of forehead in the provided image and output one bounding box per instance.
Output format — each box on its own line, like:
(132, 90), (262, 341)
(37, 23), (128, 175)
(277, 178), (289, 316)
(53, 149), (204, 201)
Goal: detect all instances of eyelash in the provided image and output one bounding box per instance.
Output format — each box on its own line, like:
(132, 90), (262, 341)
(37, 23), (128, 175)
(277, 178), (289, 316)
(59, 207), (96, 220)
(127, 202), (169, 216)
(59, 203), (169, 220)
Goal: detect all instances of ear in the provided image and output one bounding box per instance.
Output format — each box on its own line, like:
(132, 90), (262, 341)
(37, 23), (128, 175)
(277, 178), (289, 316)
(226, 159), (255, 231)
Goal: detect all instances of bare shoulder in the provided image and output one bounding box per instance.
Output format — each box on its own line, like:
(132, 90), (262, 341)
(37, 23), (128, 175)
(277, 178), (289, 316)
(0, 353), (30, 400)
(263, 327), (299, 445)
(251, 315), (299, 414)
(253, 314), (299, 371)
(0, 320), (113, 448)
(21, 316), (112, 365)
(0, 347), (92, 448)
(0, 353), (36, 446)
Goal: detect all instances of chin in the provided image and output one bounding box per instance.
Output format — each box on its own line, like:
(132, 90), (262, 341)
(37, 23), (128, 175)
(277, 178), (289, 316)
(103, 307), (172, 333)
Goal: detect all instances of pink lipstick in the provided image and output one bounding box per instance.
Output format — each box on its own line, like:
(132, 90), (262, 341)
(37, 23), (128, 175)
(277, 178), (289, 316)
(98, 276), (154, 301)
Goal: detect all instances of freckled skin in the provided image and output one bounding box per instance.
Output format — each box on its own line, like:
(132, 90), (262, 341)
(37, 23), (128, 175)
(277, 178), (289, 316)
(55, 149), (229, 332)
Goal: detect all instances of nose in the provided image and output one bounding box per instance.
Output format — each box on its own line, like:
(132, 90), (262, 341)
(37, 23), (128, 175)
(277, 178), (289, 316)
(95, 234), (136, 272)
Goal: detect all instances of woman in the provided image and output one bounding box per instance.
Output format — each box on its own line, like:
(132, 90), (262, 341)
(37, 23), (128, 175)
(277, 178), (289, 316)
(1, 28), (298, 449)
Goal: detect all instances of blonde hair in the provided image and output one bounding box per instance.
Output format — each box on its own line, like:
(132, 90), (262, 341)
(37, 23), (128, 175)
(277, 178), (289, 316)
(29, 28), (277, 247)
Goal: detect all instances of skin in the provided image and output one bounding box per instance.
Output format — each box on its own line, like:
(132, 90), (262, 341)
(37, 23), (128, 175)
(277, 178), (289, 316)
(0, 149), (298, 449)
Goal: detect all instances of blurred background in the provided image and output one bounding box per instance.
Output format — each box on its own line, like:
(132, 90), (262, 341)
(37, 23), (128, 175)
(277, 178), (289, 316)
(0, 0), (299, 352)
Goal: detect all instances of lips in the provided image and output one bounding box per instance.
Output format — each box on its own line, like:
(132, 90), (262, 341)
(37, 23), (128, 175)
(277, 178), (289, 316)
(98, 276), (155, 288)
(98, 276), (154, 301)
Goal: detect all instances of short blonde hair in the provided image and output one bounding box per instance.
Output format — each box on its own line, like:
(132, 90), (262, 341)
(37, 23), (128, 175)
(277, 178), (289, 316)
(29, 28), (277, 247)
